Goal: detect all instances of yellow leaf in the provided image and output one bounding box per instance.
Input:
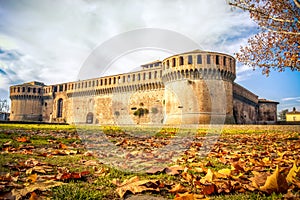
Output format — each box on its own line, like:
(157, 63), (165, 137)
(27, 174), (38, 183)
(231, 173), (243, 180)
(262, 157), (270, 163)
(174, 193), (208, 200)
(260, 166), (288, 194)
(286, 161), (299, 183)
(200, 169), (214, 184)
(218, 168), (231, 176)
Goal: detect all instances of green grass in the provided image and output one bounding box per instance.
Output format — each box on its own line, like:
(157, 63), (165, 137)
(1, 123), (299, 199)
(212, 192), (283, 200)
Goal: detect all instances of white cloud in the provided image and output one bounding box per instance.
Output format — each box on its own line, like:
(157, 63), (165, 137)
(281, 97), (300, 101)
(0, 0), (257, 93)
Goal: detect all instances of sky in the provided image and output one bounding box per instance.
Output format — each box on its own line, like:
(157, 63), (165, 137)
(0, 0), (299, 113)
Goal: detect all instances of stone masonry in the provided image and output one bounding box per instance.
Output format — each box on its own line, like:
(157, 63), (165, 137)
(9, 50), (279, 125)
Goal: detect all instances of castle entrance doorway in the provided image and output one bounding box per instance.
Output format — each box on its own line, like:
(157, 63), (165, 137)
(86, 112), (94, 124)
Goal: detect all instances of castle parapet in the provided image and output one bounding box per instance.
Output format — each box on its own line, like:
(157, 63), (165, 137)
(233, 83), (258, 105)
(161, 50), (236, 82)
(45, 68), (165, 97)
(9, 82), (44, 121)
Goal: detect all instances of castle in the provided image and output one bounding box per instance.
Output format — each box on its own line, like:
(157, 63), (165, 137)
(9, 50), (278, 125)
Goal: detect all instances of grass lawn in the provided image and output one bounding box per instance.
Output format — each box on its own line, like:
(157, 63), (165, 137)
(0, 123), (299, 199)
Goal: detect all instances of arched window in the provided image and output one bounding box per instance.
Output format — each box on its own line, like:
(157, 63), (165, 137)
(57, 98), (63, 118)
(172, 58), (176, 67)
(86, 112), (93, 124)
(207, 55), (211, 64)
(188, 55), (193, 64)
(197, 55), (202, 64)
(216, 55), (220, 65)
(179, 56), (184, 65)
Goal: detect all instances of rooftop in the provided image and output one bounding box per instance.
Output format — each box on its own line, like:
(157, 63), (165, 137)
(258, 99), (279, 104)
(286, 107), (300, 114)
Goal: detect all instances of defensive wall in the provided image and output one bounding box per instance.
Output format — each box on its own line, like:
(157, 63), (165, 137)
(9, 50), (278, 125)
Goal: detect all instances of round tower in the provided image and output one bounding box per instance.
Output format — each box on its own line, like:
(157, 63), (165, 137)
(161, 50), (236, 124)
(10, 82), (44, 121)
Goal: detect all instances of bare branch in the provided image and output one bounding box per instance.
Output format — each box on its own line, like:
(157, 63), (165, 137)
(261, 26), (300, 35)
(228, 1), (299, 24)
(294, 0), (300, 9)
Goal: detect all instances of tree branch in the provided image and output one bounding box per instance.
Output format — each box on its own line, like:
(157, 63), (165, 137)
(261, 26), (300, 35)
(294, 0), (300, 9)
(228, 1), (299, 24)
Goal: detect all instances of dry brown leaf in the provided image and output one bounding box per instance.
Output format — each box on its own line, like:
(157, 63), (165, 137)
(174, 192), (208, 200)
(169, 183), (188, 193)
(283, 189), (299, 199)
(58, 143), (68, 149)
(250, 171), (269, 188)
(27, 174), (38, 183)
(12, 180), (64, 200)
(115, 176), (159, 198)
(193, 167), (204, 173)
(29, 192), (40, 200)
(286, 160), (299, 183)
(181, 171), (194, 183)
(146, 166), (165, 174)
(201, 184), (217, 195)
(200, 169), (215, 184)
(16, 137), (30, 143)
(165, 165), (184, 175)
(260, 166), (288, 194)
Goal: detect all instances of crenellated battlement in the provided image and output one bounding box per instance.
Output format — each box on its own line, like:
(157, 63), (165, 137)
(162, 50), (236, 82)
(10, 82), (44, 100)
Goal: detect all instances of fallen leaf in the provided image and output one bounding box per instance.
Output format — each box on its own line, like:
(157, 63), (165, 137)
(283, 189), (299, 199)
(16, 137), (30, 143)
(174, 193), (207, 200)
(169, 183), (188, 193)
(201, 184), (216, 195)
(200, 169), (215, 184)
(58, 143), (68, 149)
(286, 160), (299, 183)
(217, 168), (231, 176)
(29, 192), (40, 200)
(250, 171), (269, 188)
(260, 166), (288, 194)
(165, 165), (184, 175)
(146, 166), (165, 174)
(115, 176), (159, 198)
(12, 180), (64, 200)
(27, 174), (38, 183)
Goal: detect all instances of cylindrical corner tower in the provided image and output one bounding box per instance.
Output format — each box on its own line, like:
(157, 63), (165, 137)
(10, 82), (44, 121)
(161, 50), (236, 124)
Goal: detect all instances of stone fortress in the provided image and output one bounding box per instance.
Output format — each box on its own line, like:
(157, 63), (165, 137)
(9, 50), (278, 125)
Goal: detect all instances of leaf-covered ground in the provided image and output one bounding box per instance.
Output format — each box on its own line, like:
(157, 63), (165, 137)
(0, 124), (299, 200)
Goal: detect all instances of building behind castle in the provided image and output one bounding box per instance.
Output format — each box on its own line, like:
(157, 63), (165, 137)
(9, 50), (278, 125)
